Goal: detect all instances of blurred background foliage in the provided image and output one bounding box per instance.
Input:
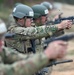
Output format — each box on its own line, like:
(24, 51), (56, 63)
(0, 0), (74, 7)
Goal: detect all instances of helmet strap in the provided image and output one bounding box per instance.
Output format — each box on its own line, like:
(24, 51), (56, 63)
(24, 17), (27, 27)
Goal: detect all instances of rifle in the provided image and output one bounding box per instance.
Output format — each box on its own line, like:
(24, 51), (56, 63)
(5, 33), (74, 49)
(46, 16), (74, 25)
(47, 59), (73, 67)
(4, 33), (15, 38)
(44, 33), (74, 46)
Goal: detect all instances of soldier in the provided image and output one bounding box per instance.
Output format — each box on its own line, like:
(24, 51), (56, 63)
(40, 2), (65, 36)
(40, 1), (53, 20)
(31, 4), (53, 75)
(6, 4), (36, 53)
(7, 3), (23, 28)
(31, 4), (72, 47)
(32, 4), (71, 29)
(5, 4), (72, 54)
(40, 1), (62, 21)
(0, 19), (68, 75)
(31, 4), (72, 75)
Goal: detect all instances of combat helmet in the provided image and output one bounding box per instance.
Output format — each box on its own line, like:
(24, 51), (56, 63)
(32, 4), (48, 19)
(41, 1), (53, 10)
(12, 4), (34, 19)
(14, 2), (23, 7)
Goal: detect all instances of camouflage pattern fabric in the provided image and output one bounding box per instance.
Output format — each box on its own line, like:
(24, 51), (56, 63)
(0, 46), (50, 75)
(5, 23), (58, 53)
(47, 10), (64, 37)
(0, 18), (50, 75)
(6, 17), (59, 75)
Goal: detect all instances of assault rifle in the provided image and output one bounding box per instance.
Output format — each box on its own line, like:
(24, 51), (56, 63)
(47, 59), (73, 67)
(4, 33), (15, 38)
(44, 33), (74, 46)
(46, 16), (74, 25)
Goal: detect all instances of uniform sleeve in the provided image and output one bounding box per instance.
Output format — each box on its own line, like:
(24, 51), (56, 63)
(4, 47), (30, 64)
(10, 25), (58, 40)
(2, 52), (49, 75)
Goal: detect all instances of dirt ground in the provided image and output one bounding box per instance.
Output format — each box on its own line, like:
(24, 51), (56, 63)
(51, 3), (74, 75)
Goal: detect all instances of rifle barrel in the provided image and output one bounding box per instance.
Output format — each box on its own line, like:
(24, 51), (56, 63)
(46, 16), (74, 25)
(47, 59), (73, 67)
(44, 33), (74, 45)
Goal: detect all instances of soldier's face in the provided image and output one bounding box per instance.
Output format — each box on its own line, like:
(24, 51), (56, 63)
(25, 18), (32, 27)
(41, 16), (47, 24)
(17, 18), (25, 27)
(17, 18), (32, 27)
(35, 16), (47, 25)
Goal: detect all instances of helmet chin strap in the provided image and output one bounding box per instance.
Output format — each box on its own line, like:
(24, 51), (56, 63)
(17, 22), (23, 26)
(24, 17), (27, 27)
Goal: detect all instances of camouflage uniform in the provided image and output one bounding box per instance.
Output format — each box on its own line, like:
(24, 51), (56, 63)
(31, 4), (58, 75)
(39, 3), (64, 75)
(49, 10), (65, 36)
(6, 4), (58, 54)
(6, 4), (57, 75)
(0, 18), (51, 75)
(6, 22), (58, 53)
(41, 1), (64, 37)
(0, 46), (50, 75)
